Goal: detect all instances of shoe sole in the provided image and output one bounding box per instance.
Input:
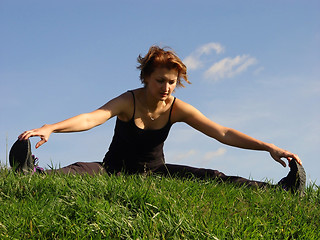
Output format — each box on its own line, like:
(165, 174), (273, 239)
(290, 159), (306, 195)
(9, 139), (31, 172)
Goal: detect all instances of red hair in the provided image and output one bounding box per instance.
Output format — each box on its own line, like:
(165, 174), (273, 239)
(137, 46), (190, 87)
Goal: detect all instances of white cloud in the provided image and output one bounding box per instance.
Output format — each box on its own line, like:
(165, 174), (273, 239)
(184, 43), (259, 81)
(174, 149), (197, 162)
(203, 148), (227, 160)
(196, 42), (225, 55)
(253, 66), (265, 75)
(183, 42), (224, 70)
(183, 55), (203, 70)
(204, 55), (257, 82)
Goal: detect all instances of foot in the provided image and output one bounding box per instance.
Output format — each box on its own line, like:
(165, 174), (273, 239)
(278, 158), (306, 195)
(9, 139), (35, 173)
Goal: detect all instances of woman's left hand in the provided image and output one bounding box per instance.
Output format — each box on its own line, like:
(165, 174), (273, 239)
(268, 143), (302, 167)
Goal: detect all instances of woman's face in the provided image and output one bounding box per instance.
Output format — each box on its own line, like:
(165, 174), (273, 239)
(144, 67), (178, 101)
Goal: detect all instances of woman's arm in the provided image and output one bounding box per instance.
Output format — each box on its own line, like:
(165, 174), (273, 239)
(172, 99), (302, 167)
(19, 92), (131, 148)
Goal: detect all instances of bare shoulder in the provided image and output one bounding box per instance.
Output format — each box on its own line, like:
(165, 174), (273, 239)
(115, 91), (134, 103)
(100, 91), (132, 108)
(172, 98), (226, 138)
(98, 90), (135, 120)
(171, 98), (203, 123)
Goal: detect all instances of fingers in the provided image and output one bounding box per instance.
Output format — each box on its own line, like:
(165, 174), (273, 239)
(35, 138), (47, 149)
(18, 128), (49, 149)
(18, 130), (36, 140)
(275, 147), (303, 166)
(278, 159), (286, 168)
(271, 152), (287, 168)
(287, 153), (302, 166)
(270, 146), (302, 167)
(280, 150), (302, 167)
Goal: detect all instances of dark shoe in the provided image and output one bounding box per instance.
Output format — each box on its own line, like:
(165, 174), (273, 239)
(9, 139), (35, 173)
(278, 159), (306, 195)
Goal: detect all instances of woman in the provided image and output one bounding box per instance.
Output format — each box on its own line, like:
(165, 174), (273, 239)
(10, 45), (306, 192)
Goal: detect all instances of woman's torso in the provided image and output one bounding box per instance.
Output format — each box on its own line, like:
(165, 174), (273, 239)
(103, 89), (176, 173)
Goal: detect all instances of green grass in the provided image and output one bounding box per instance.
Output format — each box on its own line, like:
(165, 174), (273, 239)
(0, 168), (319, 239)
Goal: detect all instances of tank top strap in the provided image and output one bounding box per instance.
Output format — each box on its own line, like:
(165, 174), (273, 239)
(127, 90), (175, 124)
(127, 90), (136, 120)
(168, 97), (176, 123)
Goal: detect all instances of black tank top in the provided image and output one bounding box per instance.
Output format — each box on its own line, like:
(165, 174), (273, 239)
(103, 91), (176, 173)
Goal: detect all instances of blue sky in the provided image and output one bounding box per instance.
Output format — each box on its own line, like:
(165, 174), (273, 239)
(1, 0), (319, 185)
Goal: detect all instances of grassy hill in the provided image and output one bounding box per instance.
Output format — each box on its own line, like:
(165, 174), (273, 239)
(0, 168), (319, 239)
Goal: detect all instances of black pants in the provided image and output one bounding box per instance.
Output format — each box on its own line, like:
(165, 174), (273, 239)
(46, 162), (270, 188)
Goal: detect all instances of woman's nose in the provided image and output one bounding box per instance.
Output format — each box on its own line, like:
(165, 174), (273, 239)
(162, 82), (169, 92)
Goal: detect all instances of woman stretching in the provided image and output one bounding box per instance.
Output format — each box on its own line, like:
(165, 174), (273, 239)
(10, 45), (306, 193)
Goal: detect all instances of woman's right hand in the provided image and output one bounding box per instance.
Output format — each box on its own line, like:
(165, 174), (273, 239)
(18, 124), (53, 148)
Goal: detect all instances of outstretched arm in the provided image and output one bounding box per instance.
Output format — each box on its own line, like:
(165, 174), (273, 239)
(19, 92), (131, 148)
(172, 99), (302, 167)
(19, 110), (109, 148)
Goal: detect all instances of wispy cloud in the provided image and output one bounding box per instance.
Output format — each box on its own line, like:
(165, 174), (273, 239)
(183, 42), (225, 70)
(197, 42), (225, 55)
(253, 66), (264, 75)
(166, 148), (226, 166)
(174, 149), (197, 162)
(203, 148), (227, 160)
(204, 55), (257, 82)
(184, 42), (259, 82)
(183, 56), (203, 71)
(188, 147), (228, 168)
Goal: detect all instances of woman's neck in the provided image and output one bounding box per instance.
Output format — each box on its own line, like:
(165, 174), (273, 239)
(143, 88), (166, 111)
